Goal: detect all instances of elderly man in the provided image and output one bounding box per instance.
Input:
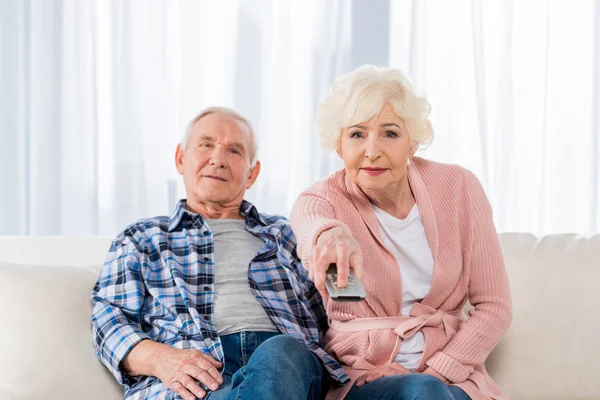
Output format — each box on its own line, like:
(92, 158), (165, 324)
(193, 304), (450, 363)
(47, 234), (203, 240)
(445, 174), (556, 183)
(91, 107), (347, 400)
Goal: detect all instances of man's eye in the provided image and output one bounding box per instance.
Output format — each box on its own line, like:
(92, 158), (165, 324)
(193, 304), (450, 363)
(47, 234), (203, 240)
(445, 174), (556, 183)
(385, 131), (398, 138)
(200, 142), (213, 148)
(229, 148), (241, 155)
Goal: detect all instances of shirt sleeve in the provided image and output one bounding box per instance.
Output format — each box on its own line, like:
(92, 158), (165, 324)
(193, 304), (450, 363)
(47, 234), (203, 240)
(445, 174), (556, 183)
(290, 191), (349, 271)
(90, 233), (150, 386)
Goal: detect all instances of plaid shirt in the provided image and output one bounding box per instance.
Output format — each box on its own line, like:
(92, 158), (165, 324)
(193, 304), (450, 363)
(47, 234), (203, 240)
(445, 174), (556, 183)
(91, 200), (348, 399)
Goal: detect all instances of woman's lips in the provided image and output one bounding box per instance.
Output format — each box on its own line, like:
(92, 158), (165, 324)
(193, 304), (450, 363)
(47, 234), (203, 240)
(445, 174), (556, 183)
(361, 167), (387, 176)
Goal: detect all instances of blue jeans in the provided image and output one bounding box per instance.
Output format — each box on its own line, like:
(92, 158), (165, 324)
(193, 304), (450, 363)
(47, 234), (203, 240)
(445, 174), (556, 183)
(345, 374), (471, 400)
(206, 331), (329, 400)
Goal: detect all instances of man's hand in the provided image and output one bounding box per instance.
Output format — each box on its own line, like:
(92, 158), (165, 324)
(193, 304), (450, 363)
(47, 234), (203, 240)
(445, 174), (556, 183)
(123, 340), (223, 400)
(310, 226), (364, 298)
(355, 362), (411, 387)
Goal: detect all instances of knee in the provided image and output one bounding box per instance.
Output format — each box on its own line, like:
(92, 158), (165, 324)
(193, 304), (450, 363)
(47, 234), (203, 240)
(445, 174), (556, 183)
(254, 335), (320, 372)
(258, 335), (309, 362)
(410, 374), (450, 399)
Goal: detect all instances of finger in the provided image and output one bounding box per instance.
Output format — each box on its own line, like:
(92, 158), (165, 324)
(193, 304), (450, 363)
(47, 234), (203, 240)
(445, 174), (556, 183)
(365, 372), (380, 381)
(308, 253), (315, 281)
(182, 376), (207, 399)
(349, 250), (364, 282)
(314, 266), (328, 298)
(184, 365), (221, 391)
(313, 248), (329, 297)
(335, 243), (350, 288)
(194, 357), (224, 384)
(202, 354), (223, 369)
(356, 375), (372, 387)
(171, 381), (200, 400)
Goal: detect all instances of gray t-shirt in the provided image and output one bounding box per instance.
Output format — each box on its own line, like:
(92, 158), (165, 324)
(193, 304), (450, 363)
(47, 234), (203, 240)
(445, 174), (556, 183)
(208, 219), (279, 335)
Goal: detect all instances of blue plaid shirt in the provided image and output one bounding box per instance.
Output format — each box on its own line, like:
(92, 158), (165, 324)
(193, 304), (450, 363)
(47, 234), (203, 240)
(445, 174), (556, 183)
(91, 200), (348, 399)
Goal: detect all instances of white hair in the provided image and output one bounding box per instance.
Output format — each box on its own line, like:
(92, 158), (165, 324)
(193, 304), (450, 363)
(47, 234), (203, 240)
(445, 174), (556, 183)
(317, 65), (434, 151)
(181, 106), (259, 167)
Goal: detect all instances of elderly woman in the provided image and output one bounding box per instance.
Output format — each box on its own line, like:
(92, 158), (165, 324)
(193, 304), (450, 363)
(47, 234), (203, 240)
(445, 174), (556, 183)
(290, 65), (511, 400)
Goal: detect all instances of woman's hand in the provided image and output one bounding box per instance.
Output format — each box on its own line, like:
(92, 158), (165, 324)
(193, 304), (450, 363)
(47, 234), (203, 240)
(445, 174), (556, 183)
(422, 366), (449, 384)
(356, 363), (411, 387)
(310, 227), (364, 298)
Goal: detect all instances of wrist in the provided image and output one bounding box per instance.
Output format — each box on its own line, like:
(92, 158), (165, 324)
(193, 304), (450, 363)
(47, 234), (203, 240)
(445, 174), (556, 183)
(317, 226), (345, 245)
(123, 339), (165, 378)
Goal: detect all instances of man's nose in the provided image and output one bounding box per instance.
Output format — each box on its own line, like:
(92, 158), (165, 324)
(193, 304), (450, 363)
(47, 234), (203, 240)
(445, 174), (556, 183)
(209, 147), (227, 167)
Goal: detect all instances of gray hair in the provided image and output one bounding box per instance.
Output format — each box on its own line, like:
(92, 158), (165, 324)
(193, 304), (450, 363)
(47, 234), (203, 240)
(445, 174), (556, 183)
(181, 106), (259, 167)
(317, 65), (434, 151)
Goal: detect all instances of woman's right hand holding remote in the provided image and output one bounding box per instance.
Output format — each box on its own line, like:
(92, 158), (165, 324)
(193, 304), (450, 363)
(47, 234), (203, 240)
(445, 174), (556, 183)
(310, 226), (364, 298)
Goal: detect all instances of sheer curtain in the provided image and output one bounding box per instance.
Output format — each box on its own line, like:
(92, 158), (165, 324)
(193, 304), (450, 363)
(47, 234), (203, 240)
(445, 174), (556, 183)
(2, 0), (599, 237)
(0, 0), (354, 236)
(390, 0), (600, 235)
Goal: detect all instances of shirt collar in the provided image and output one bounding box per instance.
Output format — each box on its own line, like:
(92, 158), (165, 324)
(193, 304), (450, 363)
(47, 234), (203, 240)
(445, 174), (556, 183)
(168, 199), (268, 232)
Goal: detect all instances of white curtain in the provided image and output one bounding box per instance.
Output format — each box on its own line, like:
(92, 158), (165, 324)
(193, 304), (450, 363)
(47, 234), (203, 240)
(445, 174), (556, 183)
(2, 0), (599, 237)
(0, 0), (352, 236)
(390, 0), (600, 235)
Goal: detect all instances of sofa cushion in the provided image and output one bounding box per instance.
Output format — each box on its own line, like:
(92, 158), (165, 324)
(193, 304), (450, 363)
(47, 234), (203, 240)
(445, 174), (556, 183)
(0, 262), (122, 400)
(488, 233), (600, 400)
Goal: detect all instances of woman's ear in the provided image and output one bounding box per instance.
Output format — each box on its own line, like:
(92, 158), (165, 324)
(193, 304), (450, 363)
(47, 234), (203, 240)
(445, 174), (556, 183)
(336, 130), (343, 158)
(409, 141), (417, 158)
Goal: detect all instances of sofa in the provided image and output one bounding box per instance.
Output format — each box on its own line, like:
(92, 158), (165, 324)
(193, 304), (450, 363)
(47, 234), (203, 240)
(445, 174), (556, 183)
(0, 234), (598, 400)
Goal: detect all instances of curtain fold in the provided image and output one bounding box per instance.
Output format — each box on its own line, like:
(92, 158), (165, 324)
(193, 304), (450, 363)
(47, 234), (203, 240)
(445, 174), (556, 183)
(0, 0), (353, 235)
(1, 0), (598, 236)
(390, 0), (600, 234)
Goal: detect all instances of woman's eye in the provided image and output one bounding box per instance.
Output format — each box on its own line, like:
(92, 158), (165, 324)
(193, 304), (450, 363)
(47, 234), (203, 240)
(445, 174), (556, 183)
(350, 131), (364, 139)
(385, 130), (398, 138)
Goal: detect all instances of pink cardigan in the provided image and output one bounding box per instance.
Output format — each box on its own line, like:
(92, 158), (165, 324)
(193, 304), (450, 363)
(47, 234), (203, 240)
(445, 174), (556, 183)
(290, 157), (512, 400)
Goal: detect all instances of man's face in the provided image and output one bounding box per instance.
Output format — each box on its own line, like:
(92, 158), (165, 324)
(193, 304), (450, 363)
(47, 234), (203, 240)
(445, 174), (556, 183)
(176, 113), (260, 207)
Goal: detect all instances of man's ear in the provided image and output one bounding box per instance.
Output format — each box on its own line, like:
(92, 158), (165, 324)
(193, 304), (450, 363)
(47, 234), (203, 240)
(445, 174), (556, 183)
(246, 160), (261, 189)
(175, 144), (185, 175)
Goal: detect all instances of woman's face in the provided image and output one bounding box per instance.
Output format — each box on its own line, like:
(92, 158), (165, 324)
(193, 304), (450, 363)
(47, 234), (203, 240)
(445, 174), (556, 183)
(338, 103), (414, 193)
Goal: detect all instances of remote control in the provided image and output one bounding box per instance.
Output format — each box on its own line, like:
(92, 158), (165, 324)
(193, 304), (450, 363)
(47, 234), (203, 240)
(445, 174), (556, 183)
(325, 263), (367, 302)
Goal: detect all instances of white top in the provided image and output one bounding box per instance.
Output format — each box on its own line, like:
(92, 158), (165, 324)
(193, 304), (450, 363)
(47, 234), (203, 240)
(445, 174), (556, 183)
(373, 203), (434, 371)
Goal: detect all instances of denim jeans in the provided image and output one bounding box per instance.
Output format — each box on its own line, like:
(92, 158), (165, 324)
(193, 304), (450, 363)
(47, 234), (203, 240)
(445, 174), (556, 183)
(206, 331), (329, 400)
(345, 374), (472, 400)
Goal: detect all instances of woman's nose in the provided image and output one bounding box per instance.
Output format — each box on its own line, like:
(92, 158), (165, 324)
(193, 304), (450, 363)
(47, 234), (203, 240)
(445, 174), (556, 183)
(364, 135), (382, 160)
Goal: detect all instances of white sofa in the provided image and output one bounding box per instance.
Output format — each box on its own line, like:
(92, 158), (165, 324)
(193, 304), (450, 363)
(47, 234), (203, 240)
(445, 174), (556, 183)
(0, 234), (598, 400)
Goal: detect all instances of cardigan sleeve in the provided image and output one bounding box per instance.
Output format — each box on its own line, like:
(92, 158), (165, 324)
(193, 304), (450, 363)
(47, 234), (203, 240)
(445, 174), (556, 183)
(425, 169), (512, 383)
(290, 191), (349, 271)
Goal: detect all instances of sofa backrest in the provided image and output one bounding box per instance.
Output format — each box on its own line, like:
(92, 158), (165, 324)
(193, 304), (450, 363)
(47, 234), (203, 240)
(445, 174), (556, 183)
(0, 234), (599, 400)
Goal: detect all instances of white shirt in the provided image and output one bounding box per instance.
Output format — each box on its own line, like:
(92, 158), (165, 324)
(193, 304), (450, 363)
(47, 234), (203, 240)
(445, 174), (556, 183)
(373, 203), (434, 371)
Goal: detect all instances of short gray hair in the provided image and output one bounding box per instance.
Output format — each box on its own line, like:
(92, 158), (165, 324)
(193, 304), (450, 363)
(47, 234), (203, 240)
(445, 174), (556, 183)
(181, 106), (259, 167)
(317, 65), (434, 151)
